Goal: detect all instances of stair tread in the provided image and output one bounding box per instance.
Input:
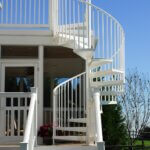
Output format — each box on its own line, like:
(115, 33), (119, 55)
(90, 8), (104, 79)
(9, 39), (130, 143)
(34, 145), (97, 150)
(90, 58), (112, 68)
(90, 69), (124, 77)
(55, 127), (86, 132)
(91, 80), (124, 87)
(53, 136), (86, 142)
(102, 100), (117, 105)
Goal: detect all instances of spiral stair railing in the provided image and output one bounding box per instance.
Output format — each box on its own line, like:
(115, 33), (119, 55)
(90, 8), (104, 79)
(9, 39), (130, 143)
(56, 0), (125, 72)
(53, 0), (125, 146)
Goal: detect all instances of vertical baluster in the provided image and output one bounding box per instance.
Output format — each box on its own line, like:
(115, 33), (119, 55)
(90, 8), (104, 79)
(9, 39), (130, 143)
(60, 0), (63, 40)
(11, 97), (14, 136)
(38, 0), (40, 24)
(71, 80), (73, 119)
(24, 0), (26, 24)
(119, 28), (122, 70)
(118, 25), (120, 69)
(34, 0), (36, 24)
(58, 87), (60, 127)
(0, 0), (3, 23)
(20, 0), (22, 24)
(43, 0), (45, 24)
(6, 0), (8, 24)
(110, 19), (113, 68)
(114, 22), (116, 69)
(78, 1), (80, 49)
(83, 74), (86, 118)
(83, 3), (85, 49)
(23, 97), (27, 133)
(61, 86), (63, 127)
(65, 0), (67, 41)
(69, 0), (71, 40)
(29, 0), (32, 24)
(87, 3), (90, 48)
(67, 82), (70, 129)
(102, 13), (104, 58)
(64, 84), (66, 129)
(18, 98), (20, 136)
(97, 10), (100, 58)
(6, 110), (8, 136)
(106, 16), (109, 59)
(10, 0), (13, 24)
(73, 0), (75, 46)
(75, 78), (77, 119)
(79, 76), (81, 119)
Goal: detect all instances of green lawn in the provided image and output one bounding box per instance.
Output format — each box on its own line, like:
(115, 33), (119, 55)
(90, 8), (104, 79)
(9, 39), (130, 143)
(134, 140), (150, 146)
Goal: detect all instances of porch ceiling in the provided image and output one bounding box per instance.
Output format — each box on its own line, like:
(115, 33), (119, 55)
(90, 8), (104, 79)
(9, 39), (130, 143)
(44, 46), (80, 58)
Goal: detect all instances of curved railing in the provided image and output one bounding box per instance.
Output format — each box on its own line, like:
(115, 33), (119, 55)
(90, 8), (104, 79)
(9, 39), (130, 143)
(53, 72), (86, 143)
(57, 0), (125, 72)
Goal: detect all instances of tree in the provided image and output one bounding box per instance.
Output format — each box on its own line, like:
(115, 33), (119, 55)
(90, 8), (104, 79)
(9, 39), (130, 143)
(120, 69), (150, 145)
(139, 126), (150, 140)
(102, 104), (128, 146)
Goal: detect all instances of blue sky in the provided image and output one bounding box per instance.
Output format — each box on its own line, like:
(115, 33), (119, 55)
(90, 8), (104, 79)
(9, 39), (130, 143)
(93, 0), (150, 74)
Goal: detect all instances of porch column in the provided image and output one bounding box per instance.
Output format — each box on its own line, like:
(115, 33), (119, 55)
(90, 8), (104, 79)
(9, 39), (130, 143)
(38, 46), (44, 140)
(93, 89), (105, 150)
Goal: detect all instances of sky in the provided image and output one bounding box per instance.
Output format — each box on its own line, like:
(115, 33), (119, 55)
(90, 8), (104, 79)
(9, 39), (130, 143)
(93, 0), (150, 75)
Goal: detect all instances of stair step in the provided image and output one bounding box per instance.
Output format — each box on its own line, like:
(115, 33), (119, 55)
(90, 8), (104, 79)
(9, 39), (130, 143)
(90, 58), (112, 68)
(34, 145), (97, 150)
(0, 145), (19, 150)
(102, 100), (117, 105)
(90, 69), (124, 77)
(53, 136), (86, 142)
(55, 127), (86, 132)
(68, 118), (87, 123)
(91, 80), (124, 87)
(100, 91), (124, 96)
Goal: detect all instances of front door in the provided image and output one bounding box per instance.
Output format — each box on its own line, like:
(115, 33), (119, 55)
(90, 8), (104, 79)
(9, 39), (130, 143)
(0, 61), (38, 144)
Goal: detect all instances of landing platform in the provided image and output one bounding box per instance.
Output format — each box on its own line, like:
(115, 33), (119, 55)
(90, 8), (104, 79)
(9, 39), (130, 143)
(35, 144), (97, 150)
(0, 144), (97, 150)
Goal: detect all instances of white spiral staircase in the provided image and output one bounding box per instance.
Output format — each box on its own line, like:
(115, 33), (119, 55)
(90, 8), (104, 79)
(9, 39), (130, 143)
(52, 0), (125, 145)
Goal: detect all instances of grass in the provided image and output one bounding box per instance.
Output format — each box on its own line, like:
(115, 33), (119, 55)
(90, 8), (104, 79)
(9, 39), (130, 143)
(134, 140), (150, 146)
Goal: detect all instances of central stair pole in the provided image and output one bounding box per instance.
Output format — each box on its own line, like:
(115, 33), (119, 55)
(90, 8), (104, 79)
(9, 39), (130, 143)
(93, 89), (105, 150)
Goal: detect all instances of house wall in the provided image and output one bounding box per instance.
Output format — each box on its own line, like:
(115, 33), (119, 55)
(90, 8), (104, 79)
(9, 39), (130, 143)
(0, 45), (86, 129)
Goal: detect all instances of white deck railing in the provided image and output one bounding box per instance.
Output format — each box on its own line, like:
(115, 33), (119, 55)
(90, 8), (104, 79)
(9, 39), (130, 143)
(20, 88), (37, 150)
(0, 0), (50, 29)
(53, 72), (86, 142)
(0, 92), (32, 137)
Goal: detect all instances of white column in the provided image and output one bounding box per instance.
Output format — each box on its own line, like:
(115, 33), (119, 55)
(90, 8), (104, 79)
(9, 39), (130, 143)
(93, 89), (105, 150)
(38, 46), (44, 142)
(86, 60), (95, 145)
(50, 0), (58, 35)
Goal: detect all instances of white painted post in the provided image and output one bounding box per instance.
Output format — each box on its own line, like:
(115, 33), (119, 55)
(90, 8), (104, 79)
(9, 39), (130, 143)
(93, 89), (105, 150)
(30, 87), (38, 146)
(38, 46), (44, 144)
(0, 45), (5, 137)
(86, 61), (95, 145)
(86, 0), (92, 49)
(50, 0), (58, 36)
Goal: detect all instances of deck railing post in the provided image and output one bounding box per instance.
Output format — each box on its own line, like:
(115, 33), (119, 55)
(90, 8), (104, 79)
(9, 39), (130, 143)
(93, 89), (105, 150)
(50, 0), (58, 36)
